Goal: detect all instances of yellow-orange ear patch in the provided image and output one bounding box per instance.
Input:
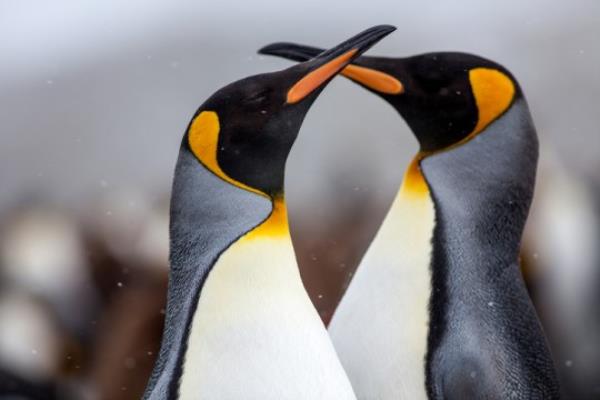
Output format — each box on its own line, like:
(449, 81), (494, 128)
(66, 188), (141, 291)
(399, 69), (514, 204)
(342, 64), (403, 94)
(188, 111), (266, 197)
(469, 68), (515, 135)
(287, 49), (357, 104)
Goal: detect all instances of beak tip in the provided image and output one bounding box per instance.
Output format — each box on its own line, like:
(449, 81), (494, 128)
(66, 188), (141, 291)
(258, 43), (285, 56)
(353, 24), (396, 53)
(281, 25), (397, 104)
(378, 24), (397, 34)
(259, 25), (396, 60)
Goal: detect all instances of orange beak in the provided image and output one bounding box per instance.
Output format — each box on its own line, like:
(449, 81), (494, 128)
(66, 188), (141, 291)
(283, 25), (396, 104)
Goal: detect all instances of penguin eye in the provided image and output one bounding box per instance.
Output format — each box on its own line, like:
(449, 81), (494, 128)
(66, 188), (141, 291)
(411, 58), (455, 95)
(416, 72), (453, 94)
(244, 89), (270, 105)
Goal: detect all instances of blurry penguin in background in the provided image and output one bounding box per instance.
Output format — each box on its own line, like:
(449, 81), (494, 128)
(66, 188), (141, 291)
(524, 151), (600, 400)
(0, 203), (99, 338)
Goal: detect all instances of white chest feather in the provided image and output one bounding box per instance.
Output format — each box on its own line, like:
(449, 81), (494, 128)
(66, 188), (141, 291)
(178, 234), (356, 400)
(328, 162), (435, 400)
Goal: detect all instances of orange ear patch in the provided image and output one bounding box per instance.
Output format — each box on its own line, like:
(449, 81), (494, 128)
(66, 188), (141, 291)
(287, 49), (357, 104)
(342, 64), (403, 94)
(188, 111), (266, 197)
(469, 68), (515, 135)
(399, 69), (514, 204)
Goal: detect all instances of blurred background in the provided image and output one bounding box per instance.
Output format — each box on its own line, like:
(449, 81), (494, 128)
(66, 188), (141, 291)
(1, 0), (599, 399)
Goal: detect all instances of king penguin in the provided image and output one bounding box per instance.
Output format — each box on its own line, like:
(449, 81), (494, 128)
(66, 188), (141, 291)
(142, 25), (396, 400)
(259, 45), (561, 399)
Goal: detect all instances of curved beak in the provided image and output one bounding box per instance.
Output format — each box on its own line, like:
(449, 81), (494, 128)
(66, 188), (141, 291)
(260, 40), (404, 96)
(259, 42), (323, 63)
(273, 25), (397, 104)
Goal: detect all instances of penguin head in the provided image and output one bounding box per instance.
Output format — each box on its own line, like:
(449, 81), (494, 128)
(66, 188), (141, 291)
(186, 25), (395, 198)
(258, 45), (520, 154)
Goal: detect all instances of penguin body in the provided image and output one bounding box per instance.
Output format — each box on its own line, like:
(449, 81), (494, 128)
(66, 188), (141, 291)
(144, 25), (395, 400)
(259, 45), (560, 398)
(421, 100), (554, 399)
(170, 150), (355, 399)
(326, 159), (433, 399)
(525, 157), (600, 399)
(146, 148), (273, 398)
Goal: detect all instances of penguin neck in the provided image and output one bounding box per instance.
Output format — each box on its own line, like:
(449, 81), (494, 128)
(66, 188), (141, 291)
(241, 194), (290, 241)
(421, 100), (541, 388)
(421, 99), (538, 263)
(419, 100), (553, 397)
(174, 176), (356, 399)
(146, 147), (279, 398)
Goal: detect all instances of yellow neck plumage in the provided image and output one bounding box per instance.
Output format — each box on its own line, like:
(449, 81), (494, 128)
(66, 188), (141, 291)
(242, 196), (290, 241)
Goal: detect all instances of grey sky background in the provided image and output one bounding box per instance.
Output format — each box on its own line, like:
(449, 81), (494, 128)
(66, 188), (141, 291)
(1, 0), (599, 227)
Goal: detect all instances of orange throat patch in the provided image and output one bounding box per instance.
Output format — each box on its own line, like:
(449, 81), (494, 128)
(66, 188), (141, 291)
(242, 197), (290, 241)
(400, 156), (430, 199)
